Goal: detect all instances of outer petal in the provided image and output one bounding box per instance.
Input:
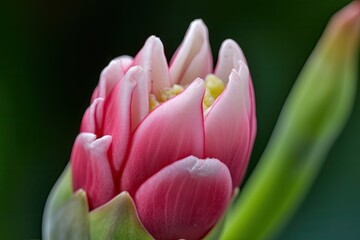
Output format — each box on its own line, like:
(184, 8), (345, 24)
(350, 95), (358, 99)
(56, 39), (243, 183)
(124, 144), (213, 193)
(80, 98), (104, 134)
(248, 74), (257, 151)
(214, 39), (247, 84)
(134, 156), (232, 240)
(205, 63), (251, 187)
(71, 133), (115, 210)
(132, 36), (171, 97)
(121, 79), (205, 194)
(102, 66), (144, 172)
(91, 56), (133, 102)
(169, 19), (213, 85)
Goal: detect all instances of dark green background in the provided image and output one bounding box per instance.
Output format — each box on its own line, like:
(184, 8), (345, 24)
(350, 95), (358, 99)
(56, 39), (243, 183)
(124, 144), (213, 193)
(1, 0), (359, 239)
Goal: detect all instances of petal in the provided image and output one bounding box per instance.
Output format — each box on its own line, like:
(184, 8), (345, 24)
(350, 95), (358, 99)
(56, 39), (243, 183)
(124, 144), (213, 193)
(102, 66), (144, 172)
(214, 39), (247, 84)
(130, 68), (149, 132)
(80, 98), (104, 134)
(248, 74), (257, 150)
(91, 56), (133, 102)
(71, 133), (115, 210)
(169, 19), (213, 85)
(132, 36), (171, 97)
(205, 65), (251, 187)
(120, 79), (205, 194)
(134, 156), (232, 240)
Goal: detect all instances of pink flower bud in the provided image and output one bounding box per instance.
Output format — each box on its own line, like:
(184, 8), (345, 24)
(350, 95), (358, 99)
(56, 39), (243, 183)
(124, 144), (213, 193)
(71, 19), (256, 239)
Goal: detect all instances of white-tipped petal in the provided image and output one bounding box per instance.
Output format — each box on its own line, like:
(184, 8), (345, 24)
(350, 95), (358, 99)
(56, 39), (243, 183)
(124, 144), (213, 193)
(170, 19), (213, 85)
(133, 36), (171, 96)
(215, 39), (247, 84)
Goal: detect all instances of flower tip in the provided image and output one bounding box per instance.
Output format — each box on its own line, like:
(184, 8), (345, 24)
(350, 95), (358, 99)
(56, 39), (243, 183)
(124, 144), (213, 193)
(126, 65), (146, 78)
(192, 77), (205, 89)
(146, 35), (162, 44)
(191, 18), (206, 27)
(330, 1), (360, 33)
(189, 19), (209, 36)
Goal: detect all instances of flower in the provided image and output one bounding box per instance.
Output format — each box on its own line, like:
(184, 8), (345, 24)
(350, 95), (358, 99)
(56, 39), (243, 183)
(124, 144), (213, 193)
(71, 19), (256, 240)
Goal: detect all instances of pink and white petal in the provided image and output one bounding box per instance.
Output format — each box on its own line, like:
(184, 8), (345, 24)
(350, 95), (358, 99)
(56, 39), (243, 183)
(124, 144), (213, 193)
(214, 39), (247, 84)
(134, 156), (232, 240)
(91, 86), (100, 103)
(169, 19), (213, 85)
(120, 79), (205, 194)
(237, 61), (251, 115)
(248, 74), (257, 149)
(91, 56), (133, 102)
(80, 98), (104, 134)
(102, 66), (144, 172)
(130, 69), (149, 132)
(236, 61), (257, 149)
(132, 36), (171, 96)
(205, 68), (251, 187)
(71, 133), (115, 210)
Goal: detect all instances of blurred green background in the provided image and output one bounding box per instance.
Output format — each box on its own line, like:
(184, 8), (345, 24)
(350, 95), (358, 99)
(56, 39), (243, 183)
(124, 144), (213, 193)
(0, 0), (359, 239)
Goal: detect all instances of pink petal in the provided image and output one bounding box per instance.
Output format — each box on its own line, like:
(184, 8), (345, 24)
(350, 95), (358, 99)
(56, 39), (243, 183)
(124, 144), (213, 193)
(102, 66), (144, 172)
(169, 19), (213, 85)
(248, 74), (257, 151)
(129, 68), (149, 132)
(205, 64), (251, 187)
(91, 56), (133, 102)
(120, 79), (205, 194)
(214, 39), (247, 84)
(134, 156), (232, 240)
(132, 36), (171, 96)
(71, 133), (115, 210)
(80, 98), (104, 135)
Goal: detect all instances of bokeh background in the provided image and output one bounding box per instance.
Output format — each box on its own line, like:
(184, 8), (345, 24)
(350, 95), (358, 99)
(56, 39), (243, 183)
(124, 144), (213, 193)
(0, 0), (359, 239)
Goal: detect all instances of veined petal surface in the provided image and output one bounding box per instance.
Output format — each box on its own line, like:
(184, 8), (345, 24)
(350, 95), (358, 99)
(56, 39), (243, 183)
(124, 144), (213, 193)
(205, 65), (251, 187)
(134, 156), (232, 240)
(169, 19), (212, 85)
(121, 79), (205, 194)
(71, 133), (115, 210)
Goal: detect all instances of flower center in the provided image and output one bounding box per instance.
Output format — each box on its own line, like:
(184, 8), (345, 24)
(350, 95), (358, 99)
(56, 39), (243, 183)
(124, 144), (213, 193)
(149, 75), (225, 112)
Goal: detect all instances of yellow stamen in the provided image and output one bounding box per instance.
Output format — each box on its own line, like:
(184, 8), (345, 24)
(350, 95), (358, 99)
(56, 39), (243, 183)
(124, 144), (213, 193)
(203, 89), (215, 111)
(159, 84), (184, 102)
(149, 94), (160, 111)
(205, 74), (225, 99)
(149, 75), (225, 112)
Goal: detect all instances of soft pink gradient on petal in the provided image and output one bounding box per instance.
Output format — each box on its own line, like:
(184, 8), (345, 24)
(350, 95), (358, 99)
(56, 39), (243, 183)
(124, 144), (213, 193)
(169, 19), (212, 85)
(91, 56), (133, 102)
(80, 98), (104, 134)
(120, 79), (205, 194)
(71, 133), (115, 210)
(214, 39), (246, 84)
(132, 36), (171, 96)
(102, 67), (144, 172)
(134, 156), (232, 240)
(205, 67), (251, 187)
(248, 74), (257, 153)
(129, 69), (149, 132)
(236, 61), (257, 158)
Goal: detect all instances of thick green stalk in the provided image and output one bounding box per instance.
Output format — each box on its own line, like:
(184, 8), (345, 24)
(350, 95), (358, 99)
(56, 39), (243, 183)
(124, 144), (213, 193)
(220, 2), (360, 240)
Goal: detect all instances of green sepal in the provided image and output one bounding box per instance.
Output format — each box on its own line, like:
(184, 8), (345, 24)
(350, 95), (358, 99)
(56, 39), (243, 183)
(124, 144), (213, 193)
(89, 191), (153, 240)
(43, 166), (90, 240)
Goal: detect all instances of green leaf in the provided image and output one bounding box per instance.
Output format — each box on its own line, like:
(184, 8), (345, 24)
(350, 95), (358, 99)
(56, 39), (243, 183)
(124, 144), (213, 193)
(89, 191), (153, 240)
(220, 2), (360, 240)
